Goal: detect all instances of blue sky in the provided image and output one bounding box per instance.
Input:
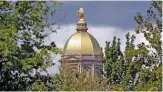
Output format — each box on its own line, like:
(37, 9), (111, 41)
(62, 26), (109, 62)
(46, 1), (153, 74)
(51, 1), (150, 29)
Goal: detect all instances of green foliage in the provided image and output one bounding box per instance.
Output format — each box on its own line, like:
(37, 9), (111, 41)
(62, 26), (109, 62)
(27, 79), (48, 91)
(53, 69), (108, 91)
(133, 1), (162, 91)
(103, 1), (162, 91)
(103, 36), (125, 86)
(27, 74), (55, 91)
(0, 1), (62, 91)
(133, 64), (162, 91)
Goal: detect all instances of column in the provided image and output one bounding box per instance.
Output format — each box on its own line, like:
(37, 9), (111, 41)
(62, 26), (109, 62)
(92, 62), (95, 78)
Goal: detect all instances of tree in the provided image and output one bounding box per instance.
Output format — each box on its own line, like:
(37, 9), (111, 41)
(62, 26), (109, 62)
(0, 1), (62, 90)
(133, 1), (162, 91)
(103, 36), (125, 89)
(27, 74), (55, 91)
(53, 63), (108, 91)
(103, 1), (162, 91)
(104, 34), (141, 90)
(121, 32), (146, 90)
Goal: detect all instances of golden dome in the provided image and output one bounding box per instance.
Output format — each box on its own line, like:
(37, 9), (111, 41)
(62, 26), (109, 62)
(63, 6), (101, 55)
(63, 31), (101, 55)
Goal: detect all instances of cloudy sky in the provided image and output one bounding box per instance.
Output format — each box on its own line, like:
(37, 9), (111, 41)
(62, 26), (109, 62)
(45, 1), (152, 74)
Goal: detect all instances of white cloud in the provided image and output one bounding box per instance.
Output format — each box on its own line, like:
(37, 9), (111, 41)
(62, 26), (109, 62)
(46, 24), (148, 75)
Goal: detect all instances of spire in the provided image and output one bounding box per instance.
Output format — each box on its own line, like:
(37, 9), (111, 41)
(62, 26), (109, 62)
(76, 6), (88, 32)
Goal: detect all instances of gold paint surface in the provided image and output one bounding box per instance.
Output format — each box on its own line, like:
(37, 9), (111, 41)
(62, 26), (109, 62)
(64, 31), (101, 54)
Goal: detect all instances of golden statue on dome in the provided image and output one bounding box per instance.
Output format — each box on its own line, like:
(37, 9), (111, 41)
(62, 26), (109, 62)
(77, 6), (86, 23)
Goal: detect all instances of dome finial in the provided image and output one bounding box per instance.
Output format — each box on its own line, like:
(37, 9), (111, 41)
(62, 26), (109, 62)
(77, 6), (86, 24)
